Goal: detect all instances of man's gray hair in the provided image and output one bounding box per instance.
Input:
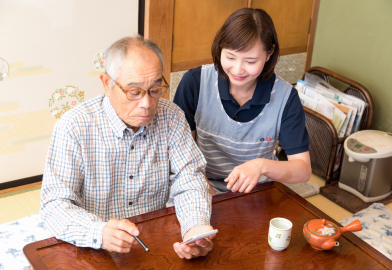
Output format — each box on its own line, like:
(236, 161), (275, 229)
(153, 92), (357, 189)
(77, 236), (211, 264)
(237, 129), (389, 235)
(104, 35), (164, 87)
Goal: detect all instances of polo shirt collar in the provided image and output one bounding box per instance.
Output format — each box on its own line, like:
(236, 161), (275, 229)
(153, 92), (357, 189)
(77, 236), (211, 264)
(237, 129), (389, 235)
(217, 74), (276, 105)
(218, 77), (232, 101)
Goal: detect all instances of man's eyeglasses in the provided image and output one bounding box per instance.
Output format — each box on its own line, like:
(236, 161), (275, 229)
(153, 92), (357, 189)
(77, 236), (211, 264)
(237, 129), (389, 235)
(108, 74), (169, 100)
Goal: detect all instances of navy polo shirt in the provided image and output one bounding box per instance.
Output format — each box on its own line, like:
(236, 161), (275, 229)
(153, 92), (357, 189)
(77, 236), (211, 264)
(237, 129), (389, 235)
(173, 66), (309, 155)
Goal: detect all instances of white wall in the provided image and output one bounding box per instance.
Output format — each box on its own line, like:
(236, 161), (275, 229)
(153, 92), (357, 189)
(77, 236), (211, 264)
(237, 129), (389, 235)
(0, 0), (139, 183)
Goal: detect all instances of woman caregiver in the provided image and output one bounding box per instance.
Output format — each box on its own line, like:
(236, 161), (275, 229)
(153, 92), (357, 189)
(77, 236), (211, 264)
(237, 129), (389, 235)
(174, 8), (311, 195)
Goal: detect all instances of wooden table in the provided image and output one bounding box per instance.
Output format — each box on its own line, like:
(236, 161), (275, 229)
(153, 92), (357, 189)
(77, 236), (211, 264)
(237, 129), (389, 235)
(24, 182), (392, 269)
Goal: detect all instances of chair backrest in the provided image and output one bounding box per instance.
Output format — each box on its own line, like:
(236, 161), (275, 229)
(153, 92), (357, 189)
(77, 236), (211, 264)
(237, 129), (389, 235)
(305, 66), (373, 131)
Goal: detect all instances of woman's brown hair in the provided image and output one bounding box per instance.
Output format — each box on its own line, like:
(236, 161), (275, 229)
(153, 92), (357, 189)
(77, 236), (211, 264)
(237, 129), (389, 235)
(211, 8), (279, 81)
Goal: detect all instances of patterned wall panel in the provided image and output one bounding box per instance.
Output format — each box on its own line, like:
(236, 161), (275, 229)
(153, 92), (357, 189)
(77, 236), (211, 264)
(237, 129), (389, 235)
(0, 1), (138, 183)
(275, 53), (306, 84)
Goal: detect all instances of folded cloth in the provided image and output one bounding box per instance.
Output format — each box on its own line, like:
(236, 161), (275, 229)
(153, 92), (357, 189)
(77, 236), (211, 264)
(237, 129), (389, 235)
(0, 213), (53, 270)
(340, 203), (392, 260)
(283, 181), (320, 198)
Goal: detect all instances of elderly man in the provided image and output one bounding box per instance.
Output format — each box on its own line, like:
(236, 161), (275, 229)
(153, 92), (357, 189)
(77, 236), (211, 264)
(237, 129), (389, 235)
(40, 36), (215, 259)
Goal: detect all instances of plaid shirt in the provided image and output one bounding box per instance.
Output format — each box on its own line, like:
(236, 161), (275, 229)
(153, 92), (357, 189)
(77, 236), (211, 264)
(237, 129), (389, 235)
(40, 95), (211, 249)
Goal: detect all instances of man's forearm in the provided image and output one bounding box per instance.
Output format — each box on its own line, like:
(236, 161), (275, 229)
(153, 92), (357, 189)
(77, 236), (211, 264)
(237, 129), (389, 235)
(41, 167), (106, 249)
(172, 176), (212, 237)
(40, 198), (107, 249)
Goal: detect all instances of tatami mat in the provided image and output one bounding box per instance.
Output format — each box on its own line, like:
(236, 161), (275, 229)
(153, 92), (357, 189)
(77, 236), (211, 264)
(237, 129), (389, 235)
(305, 174), (392, 221)
(0, 189), (41, 224)
(305, 174), (354, 221)
(307, 173), (326, 188)
(306, 195), (353, 221)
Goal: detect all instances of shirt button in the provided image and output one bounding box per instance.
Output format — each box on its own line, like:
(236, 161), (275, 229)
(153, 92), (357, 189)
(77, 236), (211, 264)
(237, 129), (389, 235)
(260, 138), (265, 141)
(143, 135), (146, 139)
(93, 239), (97, 243)
(129, 175), (133, 179)
(73, 241), (76, 244)
(131, 146), (134, 150)
(129, 201), (133, 206)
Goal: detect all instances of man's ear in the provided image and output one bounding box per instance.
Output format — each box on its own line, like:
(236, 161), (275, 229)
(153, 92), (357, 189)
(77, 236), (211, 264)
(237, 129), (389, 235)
(100, 73), (112, 97)
(266, 44), (275, 62)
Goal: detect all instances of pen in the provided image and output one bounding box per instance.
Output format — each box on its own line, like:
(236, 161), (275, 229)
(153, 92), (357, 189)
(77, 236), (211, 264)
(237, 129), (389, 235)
(134, 236), (149, 252)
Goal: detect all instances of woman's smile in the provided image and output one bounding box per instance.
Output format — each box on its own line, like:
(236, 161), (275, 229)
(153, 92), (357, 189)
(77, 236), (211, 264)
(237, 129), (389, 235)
(230, 73), (248, 81)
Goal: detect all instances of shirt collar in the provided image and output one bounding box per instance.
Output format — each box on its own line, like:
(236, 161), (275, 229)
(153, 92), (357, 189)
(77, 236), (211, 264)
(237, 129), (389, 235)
(103, 96), (127, 141)
(103, 96), (152, 142)
(218, 74), (276, 105)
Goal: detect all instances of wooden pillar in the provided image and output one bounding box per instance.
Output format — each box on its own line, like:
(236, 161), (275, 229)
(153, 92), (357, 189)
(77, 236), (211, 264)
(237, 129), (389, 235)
(305, 0), (320, 72)
(144, 0), (174, 100)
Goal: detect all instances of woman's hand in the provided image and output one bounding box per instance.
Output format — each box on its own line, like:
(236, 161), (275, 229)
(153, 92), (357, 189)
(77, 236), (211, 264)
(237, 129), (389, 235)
(224, 158), (265, 193)
(225, 152), (312, 193)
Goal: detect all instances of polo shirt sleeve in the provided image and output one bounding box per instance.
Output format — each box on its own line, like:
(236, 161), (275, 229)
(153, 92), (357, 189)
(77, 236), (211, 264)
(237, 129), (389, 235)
(279, 87), (310, 155)
(173, 67), (202, 131)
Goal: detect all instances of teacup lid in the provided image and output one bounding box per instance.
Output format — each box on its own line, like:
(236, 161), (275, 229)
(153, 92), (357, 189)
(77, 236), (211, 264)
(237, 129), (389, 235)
(307, 219), (338, 236)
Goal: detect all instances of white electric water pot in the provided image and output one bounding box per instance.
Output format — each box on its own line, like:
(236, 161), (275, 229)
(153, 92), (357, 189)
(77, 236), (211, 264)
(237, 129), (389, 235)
(339, 130), (392, 202)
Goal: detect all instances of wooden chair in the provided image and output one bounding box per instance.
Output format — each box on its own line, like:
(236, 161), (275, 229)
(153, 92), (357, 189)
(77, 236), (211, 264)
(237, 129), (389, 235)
(303, 67), (373, 184)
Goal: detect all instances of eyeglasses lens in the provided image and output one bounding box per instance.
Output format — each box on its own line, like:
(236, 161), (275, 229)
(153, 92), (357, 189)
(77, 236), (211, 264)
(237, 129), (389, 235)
(126, 87), (166, 100)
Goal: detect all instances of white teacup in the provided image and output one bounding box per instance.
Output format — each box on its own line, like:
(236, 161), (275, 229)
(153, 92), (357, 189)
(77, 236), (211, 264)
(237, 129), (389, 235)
(268, 217), (293, 251)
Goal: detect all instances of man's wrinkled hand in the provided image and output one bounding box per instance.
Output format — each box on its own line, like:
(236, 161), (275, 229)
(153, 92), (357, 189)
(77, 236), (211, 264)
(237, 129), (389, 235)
(102, 218), (139, 253)
(173, 225), (215, 259)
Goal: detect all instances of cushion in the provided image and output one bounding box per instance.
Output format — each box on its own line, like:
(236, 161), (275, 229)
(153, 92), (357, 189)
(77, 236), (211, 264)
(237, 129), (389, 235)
(340, 203), (392, 260)
(0, 213), (53, 270)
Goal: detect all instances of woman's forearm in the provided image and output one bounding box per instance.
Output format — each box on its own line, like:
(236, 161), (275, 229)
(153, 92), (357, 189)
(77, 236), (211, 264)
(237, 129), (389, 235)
(260, 153), (312, 184)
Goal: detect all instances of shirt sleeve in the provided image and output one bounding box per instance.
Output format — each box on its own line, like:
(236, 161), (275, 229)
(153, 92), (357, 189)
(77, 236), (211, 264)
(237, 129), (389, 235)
(173, 67), (202, 131)
(167, 105), (212, 237)
(279, 87), (310, 155)
(39, 118), (106, 249)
